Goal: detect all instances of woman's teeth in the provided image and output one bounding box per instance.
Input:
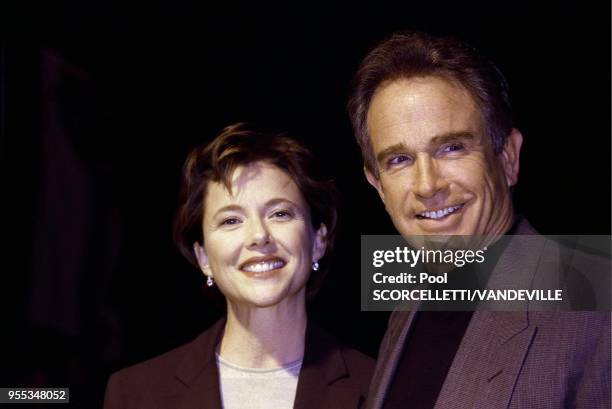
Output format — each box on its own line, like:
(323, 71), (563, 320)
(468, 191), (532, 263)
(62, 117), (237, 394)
(418, 204), (463, 219)
(241, 260), (285, 273)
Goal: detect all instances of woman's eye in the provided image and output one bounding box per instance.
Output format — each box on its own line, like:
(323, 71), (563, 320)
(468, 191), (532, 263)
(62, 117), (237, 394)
(387, 155), (412, 167)
(220, 217), (241, 226)
(272, 210), (293, 219)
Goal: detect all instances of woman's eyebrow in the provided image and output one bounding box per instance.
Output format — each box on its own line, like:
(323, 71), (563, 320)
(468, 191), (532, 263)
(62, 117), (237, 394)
(212, 200), (299, 217)
(264, 198), (299, 208)
(212, 204), (243, 217)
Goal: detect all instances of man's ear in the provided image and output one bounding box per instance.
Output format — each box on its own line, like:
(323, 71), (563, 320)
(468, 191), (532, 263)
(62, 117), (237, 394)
(501, 129), (523, 187)
(193, 242), (212, 278)
(312, 224), (328, 261)
(364, 166), (386, 205)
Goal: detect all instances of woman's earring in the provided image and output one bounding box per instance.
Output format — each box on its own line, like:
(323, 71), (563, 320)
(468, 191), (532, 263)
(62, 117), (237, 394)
(202, 265), (214, 287)
(312, 261), (320, 271)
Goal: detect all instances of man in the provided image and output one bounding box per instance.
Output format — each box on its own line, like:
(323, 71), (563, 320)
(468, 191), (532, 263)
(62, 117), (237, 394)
(347, 31), (610, 408)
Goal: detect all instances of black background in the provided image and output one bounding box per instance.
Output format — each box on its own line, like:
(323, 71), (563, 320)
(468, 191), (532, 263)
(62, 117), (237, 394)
(2, 1), (610, 407)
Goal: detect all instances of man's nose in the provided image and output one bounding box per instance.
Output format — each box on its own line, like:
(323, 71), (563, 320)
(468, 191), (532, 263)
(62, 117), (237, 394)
(413, 154), (445, 198)
(246, 218), (272, 249)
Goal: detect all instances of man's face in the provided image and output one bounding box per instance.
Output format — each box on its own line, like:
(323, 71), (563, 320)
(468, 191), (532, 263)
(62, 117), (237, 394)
(364, 76), (522, 238)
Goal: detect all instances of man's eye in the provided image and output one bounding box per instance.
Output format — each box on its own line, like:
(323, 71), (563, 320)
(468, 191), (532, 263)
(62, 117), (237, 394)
(220, 217), (241, 226)
(387, 155), (412, 167)
(442, 143), (464, 153)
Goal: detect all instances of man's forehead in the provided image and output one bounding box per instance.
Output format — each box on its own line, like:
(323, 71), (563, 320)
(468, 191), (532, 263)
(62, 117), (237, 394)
(366, 76), (484, 151)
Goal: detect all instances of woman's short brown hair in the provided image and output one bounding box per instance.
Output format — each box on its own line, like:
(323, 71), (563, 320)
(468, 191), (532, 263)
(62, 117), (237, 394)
(173, 123), (337, 297)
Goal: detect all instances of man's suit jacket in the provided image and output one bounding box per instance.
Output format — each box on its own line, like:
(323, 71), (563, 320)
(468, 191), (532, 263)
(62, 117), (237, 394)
(104, 320), (374, 409)
(366, 219), (611, 409)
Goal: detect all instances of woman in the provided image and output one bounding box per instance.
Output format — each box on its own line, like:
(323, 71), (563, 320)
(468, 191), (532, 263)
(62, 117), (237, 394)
(104, 124), (374, 409)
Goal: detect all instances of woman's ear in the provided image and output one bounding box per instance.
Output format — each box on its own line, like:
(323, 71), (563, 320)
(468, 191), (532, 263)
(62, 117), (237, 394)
(312, 224), (328, 262)
(193, 242), (212, 278)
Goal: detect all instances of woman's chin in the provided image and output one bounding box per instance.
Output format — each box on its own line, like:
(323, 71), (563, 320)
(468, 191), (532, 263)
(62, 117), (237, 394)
(229, 287), (304, 310)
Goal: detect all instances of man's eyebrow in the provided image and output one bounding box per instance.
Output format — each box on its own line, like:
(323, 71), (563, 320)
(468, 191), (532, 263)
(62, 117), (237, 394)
(375, 131), (476, 164)
(430, 131), (475, 146)
(376, 143), (408, 164)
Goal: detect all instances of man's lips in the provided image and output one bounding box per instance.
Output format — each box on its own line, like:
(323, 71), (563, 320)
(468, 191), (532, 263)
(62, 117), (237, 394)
(239, 256), (286, 275)
(415, 204), (464, 220)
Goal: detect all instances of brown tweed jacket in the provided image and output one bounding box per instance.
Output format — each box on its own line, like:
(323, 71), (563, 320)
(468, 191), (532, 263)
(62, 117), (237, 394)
(366, 219), (611, 409)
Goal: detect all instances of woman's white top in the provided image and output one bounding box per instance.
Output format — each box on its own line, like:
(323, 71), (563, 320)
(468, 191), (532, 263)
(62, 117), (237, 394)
(215, 353), (303, 409)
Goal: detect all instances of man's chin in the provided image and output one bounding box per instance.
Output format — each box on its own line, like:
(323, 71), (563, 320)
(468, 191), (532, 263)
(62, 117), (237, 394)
(402, 234), (467, 251)
(399, 220), (467, 237)
(397, 220), (475, 249)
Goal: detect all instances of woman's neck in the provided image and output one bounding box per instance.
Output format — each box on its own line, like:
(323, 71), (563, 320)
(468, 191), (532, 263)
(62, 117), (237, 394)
(218, 292), (307, 369)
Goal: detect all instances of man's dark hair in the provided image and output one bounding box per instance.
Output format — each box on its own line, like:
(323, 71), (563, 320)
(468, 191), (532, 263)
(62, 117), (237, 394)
(347, 30), (514, 176)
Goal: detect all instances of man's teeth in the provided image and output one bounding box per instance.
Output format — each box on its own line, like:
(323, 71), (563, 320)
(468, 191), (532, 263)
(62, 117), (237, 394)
(242, 260), (285, 273)
(419, 205), (462, 219)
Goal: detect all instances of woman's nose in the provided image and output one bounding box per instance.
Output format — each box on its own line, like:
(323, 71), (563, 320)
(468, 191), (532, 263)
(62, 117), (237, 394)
(246, 218), (271, 248)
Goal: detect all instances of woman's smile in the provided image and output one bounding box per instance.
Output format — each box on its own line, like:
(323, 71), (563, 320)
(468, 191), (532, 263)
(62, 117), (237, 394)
(239, 256), (287, 276)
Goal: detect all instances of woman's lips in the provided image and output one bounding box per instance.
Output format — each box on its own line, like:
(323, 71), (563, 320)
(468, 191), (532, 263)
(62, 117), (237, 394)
(239, 257), (286, 277)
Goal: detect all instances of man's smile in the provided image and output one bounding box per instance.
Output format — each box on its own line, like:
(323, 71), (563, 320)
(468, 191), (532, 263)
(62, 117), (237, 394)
(415, 204), (464, 220)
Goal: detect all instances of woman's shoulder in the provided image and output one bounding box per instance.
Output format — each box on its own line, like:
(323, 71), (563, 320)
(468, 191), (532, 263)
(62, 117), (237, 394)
(106, 339), (194, 397)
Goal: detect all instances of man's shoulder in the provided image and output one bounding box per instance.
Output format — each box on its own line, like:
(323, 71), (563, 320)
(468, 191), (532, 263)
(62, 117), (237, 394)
(497, 218), (610, 310)
(472, 311), (610, 355)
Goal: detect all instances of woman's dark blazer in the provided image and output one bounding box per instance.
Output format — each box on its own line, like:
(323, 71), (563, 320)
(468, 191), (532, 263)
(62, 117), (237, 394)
(104, 320), (374, 409)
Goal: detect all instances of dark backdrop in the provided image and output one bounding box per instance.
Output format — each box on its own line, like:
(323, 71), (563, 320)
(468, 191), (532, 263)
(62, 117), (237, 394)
(2, 1), (610, 408)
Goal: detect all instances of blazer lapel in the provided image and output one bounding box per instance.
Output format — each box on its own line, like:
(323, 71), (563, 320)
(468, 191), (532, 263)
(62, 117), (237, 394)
(174, 320), (225, 409)
(433, 311), (536, 409)
(293, 323), (360, 409)
(435, 226), (543, 409)
(476, 312), (537, 409)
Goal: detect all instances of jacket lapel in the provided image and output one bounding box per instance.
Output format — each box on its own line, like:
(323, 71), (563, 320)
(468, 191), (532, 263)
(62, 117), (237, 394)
(433, 311), (536, 409)
(293, 323), (361, 409)
(174, 320), (225, 409)
(435, 221), (543, 409)
(476, 313), (537, 409)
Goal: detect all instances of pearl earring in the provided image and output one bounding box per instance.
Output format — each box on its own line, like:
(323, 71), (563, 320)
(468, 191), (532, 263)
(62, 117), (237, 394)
(312, 261), (320, 271)
(206, 276), (214, 287)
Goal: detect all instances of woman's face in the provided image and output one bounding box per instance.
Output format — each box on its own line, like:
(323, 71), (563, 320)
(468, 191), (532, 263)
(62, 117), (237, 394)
(194, 161), (327, 309)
